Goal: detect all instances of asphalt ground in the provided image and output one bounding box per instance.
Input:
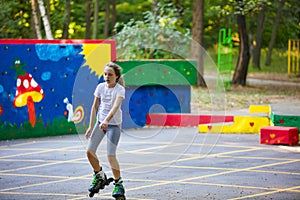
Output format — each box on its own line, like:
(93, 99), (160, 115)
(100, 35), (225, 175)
(0, 127), (299, 200)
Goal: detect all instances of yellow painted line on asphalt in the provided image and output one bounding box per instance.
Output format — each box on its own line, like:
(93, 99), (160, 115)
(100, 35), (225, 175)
(0, 172), (75, 180)
(116, 159), (300, 196)
(127, 177), (300, 193)
(228, 185), (300, 200)
(0, 141), (38, 148)
(0, 158), (87, 164)
(0, 145), (83, 159)
(0, 191), (85, 198)
(0, 157), (86, 173)
(217, 154), (300, 162)
(1, 136), (299, 200)
(177, 159), (300, 182)
(122, 147), (265, 171)
(167, 164), (300, 176)
(0, 174), (90, 192)
(179, 181), (300, 193)
(126, 143), (183, 153)
(0, 147), (85, 152)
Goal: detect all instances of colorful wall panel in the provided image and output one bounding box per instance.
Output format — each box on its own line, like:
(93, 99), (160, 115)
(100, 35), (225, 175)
(122, 85), (191, 128)
(1, 40), (196, 139)
(116, 60), (197, 86)
(0, 39), (115, 140)
(198, 116), (270, 134)
(116, 60), (197, 129)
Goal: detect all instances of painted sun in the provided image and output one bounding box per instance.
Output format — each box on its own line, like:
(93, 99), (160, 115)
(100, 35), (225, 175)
(81, 44), (112, 78)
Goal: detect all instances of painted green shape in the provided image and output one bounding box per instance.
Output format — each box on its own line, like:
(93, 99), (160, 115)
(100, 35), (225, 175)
(0, 117), (78, 140)
(270, 111), (300, 131)
(116, 60), (197, 86)
(217, 28), (233, 90)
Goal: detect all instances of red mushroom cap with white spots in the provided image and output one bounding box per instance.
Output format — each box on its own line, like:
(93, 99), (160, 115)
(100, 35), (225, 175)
(13, 73), (44, 107)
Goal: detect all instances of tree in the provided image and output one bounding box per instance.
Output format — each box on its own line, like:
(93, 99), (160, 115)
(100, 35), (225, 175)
(252, 3), (266, 69)
(62, 0), (71, 39)
(265, 0), (286, 66)
(191, 0), (206, 87)
(103, 0), (110, 38)
(111, 0), (117, 35)
(92, 0), (99, 39)
(37, 0), (53, 39)
(85, 0), (92, 39)
(232, 0), (250, 86)
(31, 0), (42, 39)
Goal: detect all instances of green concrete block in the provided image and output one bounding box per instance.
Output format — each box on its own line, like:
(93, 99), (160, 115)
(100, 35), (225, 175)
(116, 60), (197, 86)
(270, 111), (300, 131)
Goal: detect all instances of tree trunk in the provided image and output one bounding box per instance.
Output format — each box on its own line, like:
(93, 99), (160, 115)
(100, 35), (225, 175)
(63, 0), (71, 39)
(103, 0), (110, 38)
(252, 3), (266, 69)
(232, 13), (250, 86)
(190, 0), (206, 87)
(85, 0), (92, 39)
(111, 0), (117, 34)
(45, 0), (50, 26)
(31, 0), (42, 39)
(37, 0), (53, 39)
(92, 0), (99, 39)
(265, 0), (286, 66)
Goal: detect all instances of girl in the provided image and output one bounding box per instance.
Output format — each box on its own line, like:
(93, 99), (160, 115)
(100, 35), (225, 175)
(85, 62), (125, 199)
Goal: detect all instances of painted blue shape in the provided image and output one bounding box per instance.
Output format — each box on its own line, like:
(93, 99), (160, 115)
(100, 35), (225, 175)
(72, 66), (100, 126)
(98, 75), (105, 84)
(41, 71), (51, 81)
(0, 43), (84, 126)
(121, 85), (191, 128)
(0, 85), (3, 93)
(35, 44), (81, 62)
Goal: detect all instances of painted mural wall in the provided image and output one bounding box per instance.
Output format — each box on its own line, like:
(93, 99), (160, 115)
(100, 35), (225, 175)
(0, 40), (197, 140)
(0, 39), (115, 140)
(116, 60), (197, 128)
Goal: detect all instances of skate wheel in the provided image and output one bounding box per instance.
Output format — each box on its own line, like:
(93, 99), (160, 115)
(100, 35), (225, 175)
(115, 196), (126, 200)
(89, 192), (94, 198)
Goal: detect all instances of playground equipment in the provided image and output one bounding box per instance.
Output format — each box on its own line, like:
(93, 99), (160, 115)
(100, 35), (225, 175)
(198, 105), (270, 134)
(217, 28), (233, 90)
(260, 126), (299, 146)
(287, 39), (300, 75)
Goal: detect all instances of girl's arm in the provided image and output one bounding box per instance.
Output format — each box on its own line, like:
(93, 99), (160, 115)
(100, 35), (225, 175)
(85, 97), (100, 138)
(99, 96), (124, 130)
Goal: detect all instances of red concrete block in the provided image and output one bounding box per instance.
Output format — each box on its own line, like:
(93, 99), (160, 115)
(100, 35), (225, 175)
(146, 113), (234, 127)
(260, 126), (299, 146)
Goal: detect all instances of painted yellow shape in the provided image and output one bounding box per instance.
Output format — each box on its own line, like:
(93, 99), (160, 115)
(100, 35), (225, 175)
(249, 105), (270, 115)
(198, 116), (270, 134)
(81, 44), (111, 78)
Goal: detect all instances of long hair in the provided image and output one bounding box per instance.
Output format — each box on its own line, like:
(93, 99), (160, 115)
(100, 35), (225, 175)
(104, 62), (125, 87)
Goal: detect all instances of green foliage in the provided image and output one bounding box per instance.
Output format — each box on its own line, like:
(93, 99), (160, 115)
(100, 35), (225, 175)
(114, 6), (191, 60)
(0, 0), (299, 71)
(0, 1), (32, 38)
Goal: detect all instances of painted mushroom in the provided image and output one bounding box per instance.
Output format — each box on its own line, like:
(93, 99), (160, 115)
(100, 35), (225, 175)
(13, 73), (44, 127)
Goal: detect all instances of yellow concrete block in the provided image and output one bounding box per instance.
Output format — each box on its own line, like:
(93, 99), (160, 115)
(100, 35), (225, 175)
(249, 105), (271, 115)
(198, 116), (270, 134)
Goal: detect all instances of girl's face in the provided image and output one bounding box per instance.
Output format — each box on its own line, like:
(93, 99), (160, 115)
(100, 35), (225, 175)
(104, 66), (118, 87)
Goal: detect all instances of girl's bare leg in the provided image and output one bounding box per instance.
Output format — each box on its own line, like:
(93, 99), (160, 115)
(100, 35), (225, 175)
(87, 150), (101, 172)
(108, 155), (120, 179)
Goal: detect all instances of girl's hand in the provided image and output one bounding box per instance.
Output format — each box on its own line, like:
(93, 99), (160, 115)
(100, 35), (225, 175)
(99, 121), (108, 131)
(85, 127), (92, 139)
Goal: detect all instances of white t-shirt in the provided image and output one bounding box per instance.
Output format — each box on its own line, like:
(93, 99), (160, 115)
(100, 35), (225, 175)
(94, 83), (125, 125)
